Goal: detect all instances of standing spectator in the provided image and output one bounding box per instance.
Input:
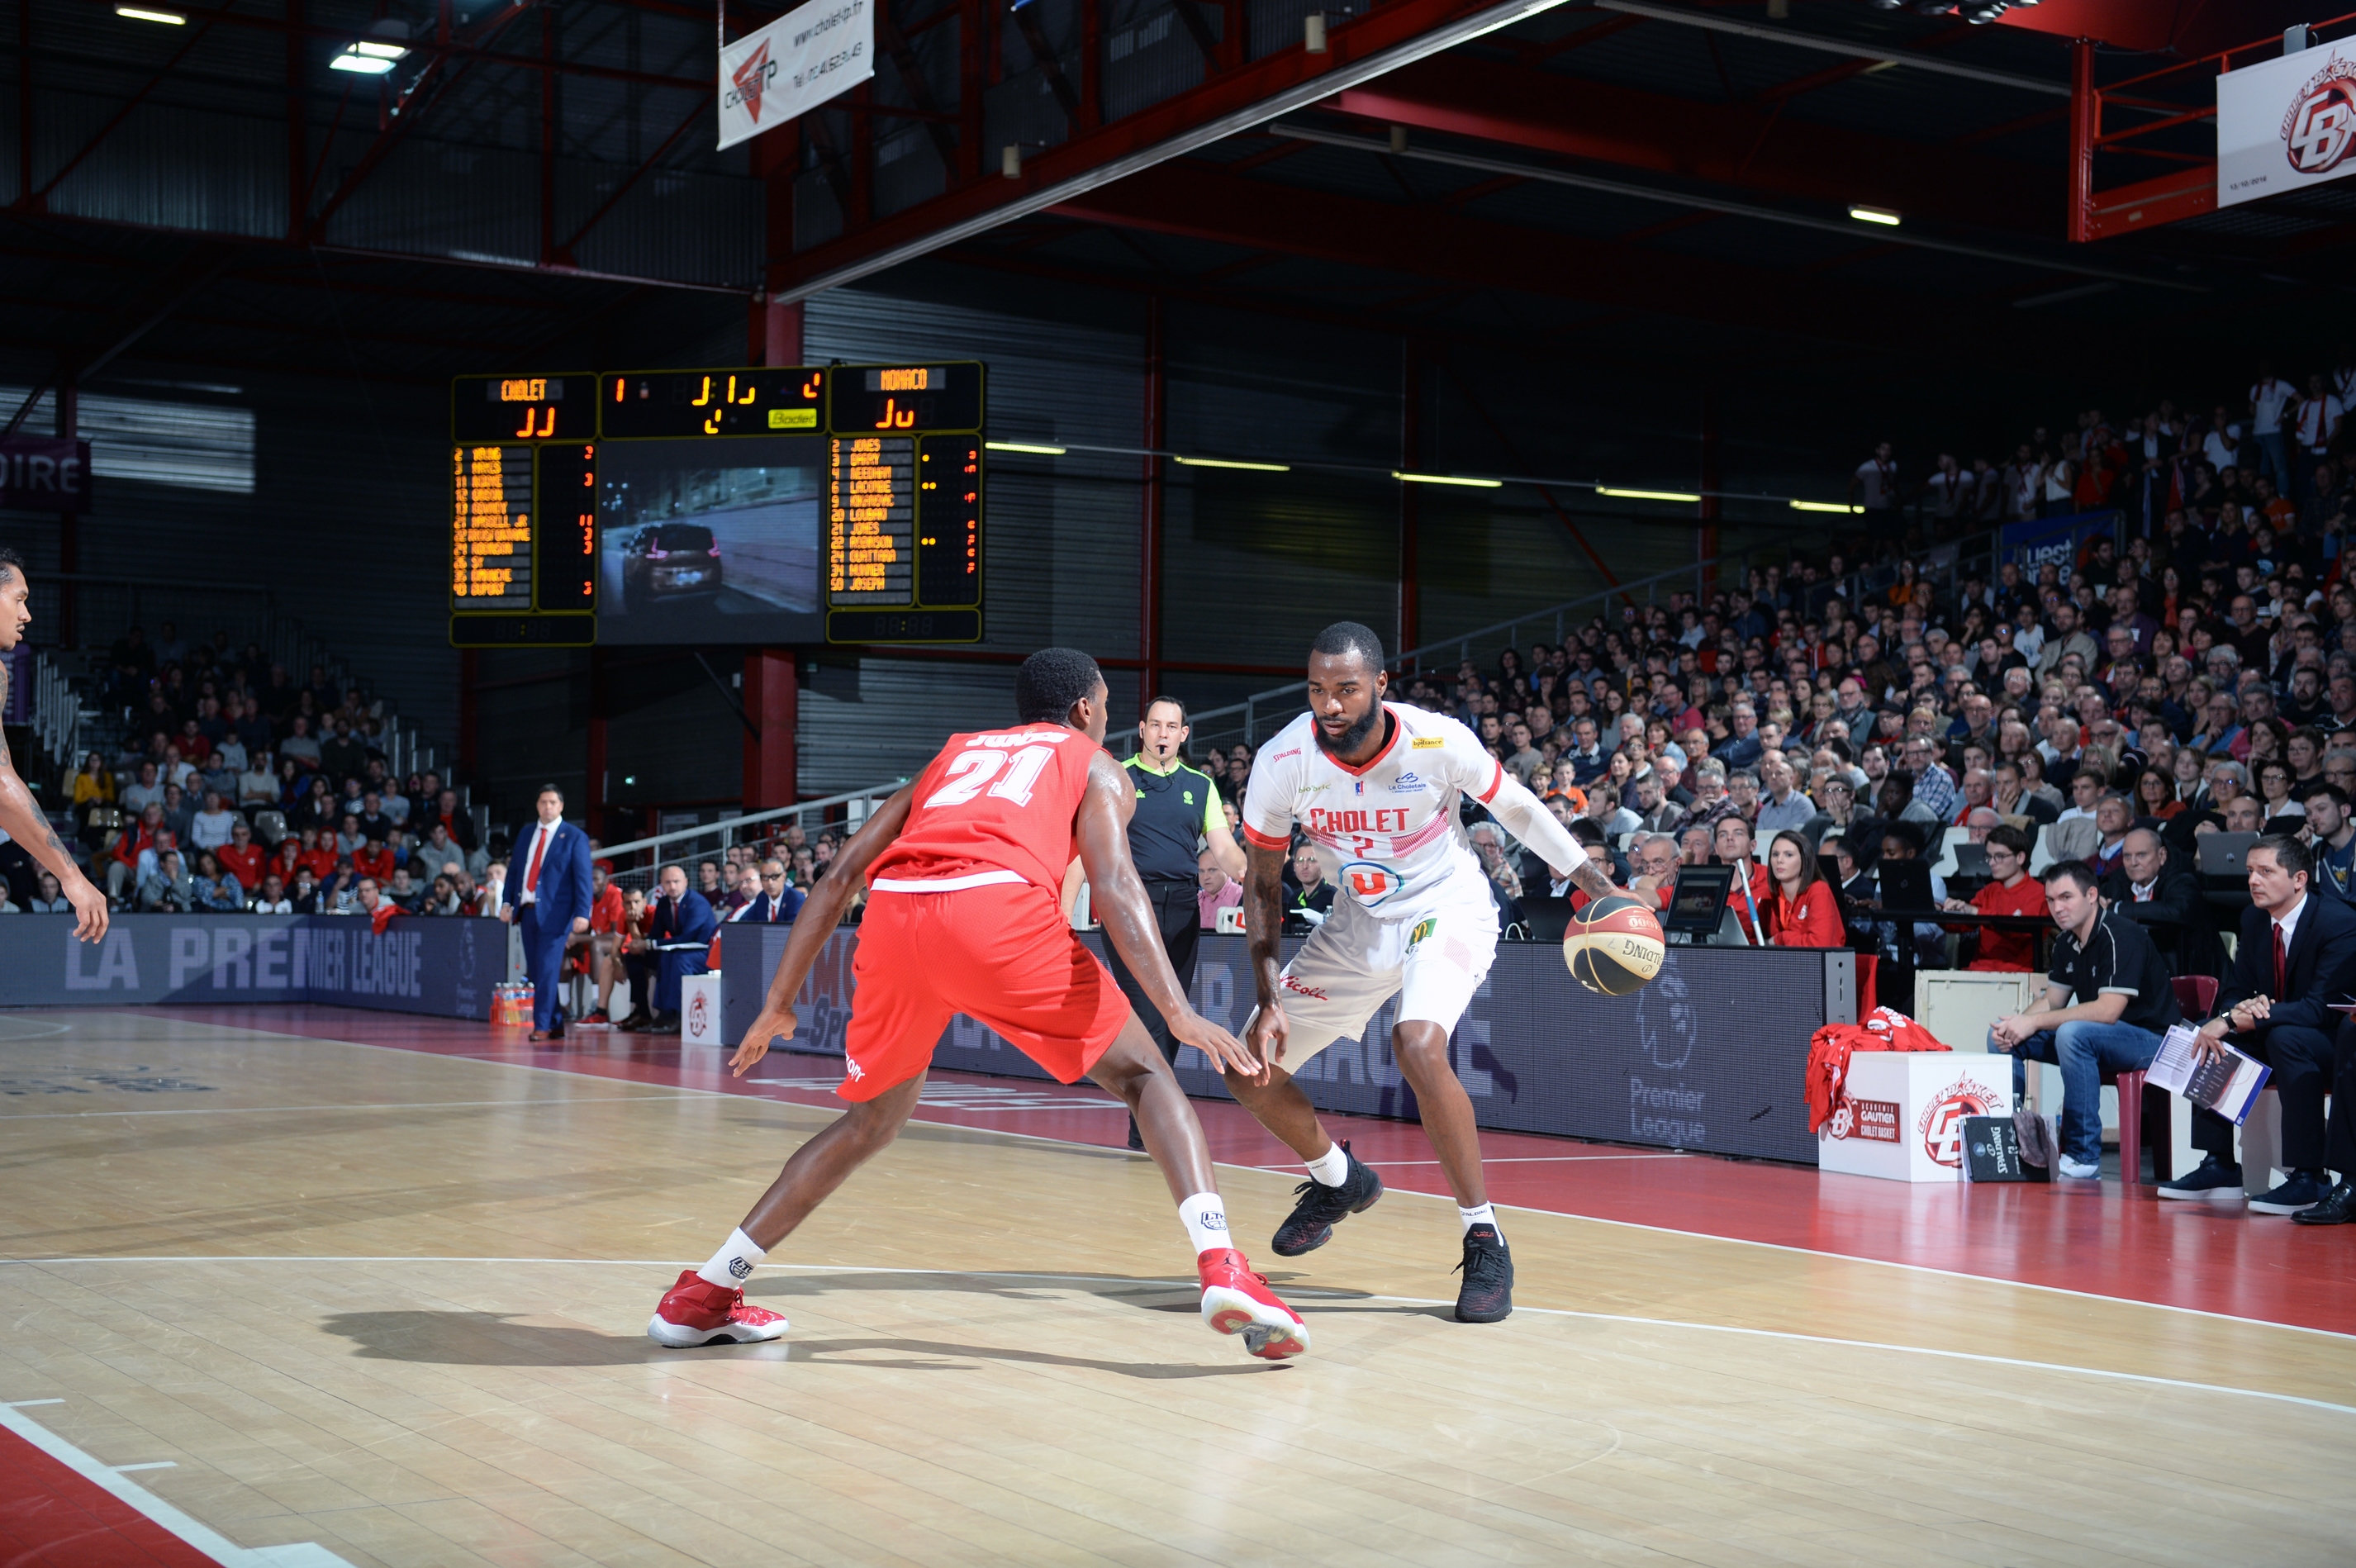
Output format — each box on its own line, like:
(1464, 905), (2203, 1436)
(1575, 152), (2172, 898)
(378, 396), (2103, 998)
(501, 785), (595, 1042)
(1850, 440), (1899, 541)
(2250, 370), (2297, 492)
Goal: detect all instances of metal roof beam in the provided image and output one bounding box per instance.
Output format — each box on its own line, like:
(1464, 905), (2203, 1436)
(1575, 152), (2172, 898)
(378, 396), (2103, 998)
(1326, 55), (2060, 235)
(1588, 1), (2070, 97)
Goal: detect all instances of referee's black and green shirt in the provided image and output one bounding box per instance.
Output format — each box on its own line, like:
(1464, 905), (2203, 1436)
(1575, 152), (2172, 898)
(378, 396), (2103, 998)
(1123, 752), (1226, 884)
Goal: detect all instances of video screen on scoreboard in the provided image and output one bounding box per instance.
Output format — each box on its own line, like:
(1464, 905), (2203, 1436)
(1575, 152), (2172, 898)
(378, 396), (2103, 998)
(593, 435), (824, 643)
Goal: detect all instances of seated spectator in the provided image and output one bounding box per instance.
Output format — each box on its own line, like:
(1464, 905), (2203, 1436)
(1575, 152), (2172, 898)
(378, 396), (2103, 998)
(105, 803), (168, 905)
(279, 715), (321, 771)
(598, 886), (653, 1028)
(252, 873), (293, 915)
(356, 791), (395, 843)
(1678, 822), (1715, 865)
(1195, 848), (1244, 929)
(215, 820), (265, 891)
(2088, 792), (2136, 881)
(351, 876), (400, 934)
(1628, 831), (1679, 909)
(1988, 862), (2183, 1179)
(1944, 824), (2046, 971)
(1489, 862), (1528, 934)
(2309, 782), (2356, 904)
(1286, 842), (1337, 929)
(188, 791), (236, 852)
(417, 873), (462, 916)
(190, 850), (245, 913)
(70, 752), (116, 831)
(119, 759), (164, 818)
(319, 717), (368, 784)
(289, 867), (322, 915)
(336, 813), (368, 859)
(318, 861), (360, 914)
(1755, 752), (1814, 834)
(630, 863), (715, 1033)
(352, 832), (396, 884)
(158, 782), (194, 844)
(237, 751), (278, 810)
(384, 867), (425, 912)
(1763, 829), (1841, 948)
(27, 872), (68, 914)
(1713, 815), (1773, 943)
(138, 848), (193, 912)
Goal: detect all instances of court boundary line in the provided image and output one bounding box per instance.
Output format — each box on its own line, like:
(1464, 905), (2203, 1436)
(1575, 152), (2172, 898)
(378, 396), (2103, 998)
(0, 1093), (711, 1121)
(0, 1399), (356, 1566)
(40, 1010), (2356, 1345)
(1, 1254), (2348, 1420)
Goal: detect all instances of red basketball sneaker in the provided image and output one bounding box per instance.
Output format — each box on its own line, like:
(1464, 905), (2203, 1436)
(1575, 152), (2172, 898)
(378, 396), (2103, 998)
(1197, 1247), (1310, 1360)
(646, 1268), (790, 1347)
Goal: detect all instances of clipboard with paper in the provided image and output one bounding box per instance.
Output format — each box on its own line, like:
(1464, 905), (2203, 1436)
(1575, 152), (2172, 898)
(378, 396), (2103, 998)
(2146, 1024), (2272, 1126)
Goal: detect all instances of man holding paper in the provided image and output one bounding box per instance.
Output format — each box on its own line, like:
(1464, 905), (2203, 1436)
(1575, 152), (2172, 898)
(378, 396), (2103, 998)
(1988, 862), (2183, 1181)
(2159, 836), (2356, 1213)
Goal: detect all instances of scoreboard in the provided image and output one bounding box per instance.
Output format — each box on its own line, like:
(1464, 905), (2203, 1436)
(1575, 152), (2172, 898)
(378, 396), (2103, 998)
(448, 363), (985, 648)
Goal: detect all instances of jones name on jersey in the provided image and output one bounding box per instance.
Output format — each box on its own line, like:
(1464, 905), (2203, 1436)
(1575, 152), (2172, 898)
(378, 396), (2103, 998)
(1240, 704), (1506, 922)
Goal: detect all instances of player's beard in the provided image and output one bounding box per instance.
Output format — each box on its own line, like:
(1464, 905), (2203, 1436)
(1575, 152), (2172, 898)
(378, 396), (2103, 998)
(1313, 703), (1384, 758)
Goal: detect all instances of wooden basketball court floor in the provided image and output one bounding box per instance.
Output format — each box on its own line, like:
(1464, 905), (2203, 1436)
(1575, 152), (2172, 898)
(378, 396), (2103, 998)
(2, 1007), (2353, 1567)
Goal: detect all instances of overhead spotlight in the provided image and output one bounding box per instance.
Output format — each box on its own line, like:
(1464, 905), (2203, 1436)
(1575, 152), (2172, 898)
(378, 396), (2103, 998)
(1598, 487), (1701, 503)
(1394, 471), (1501, 487)
(115, 6), (186, 21)
(1848, 204), (1902, 226)
(1174, 455), (1291, 471)
(985, 440), (1066, 455)
(1790, 500), (1860, 514)
(332, 18), (409, 71)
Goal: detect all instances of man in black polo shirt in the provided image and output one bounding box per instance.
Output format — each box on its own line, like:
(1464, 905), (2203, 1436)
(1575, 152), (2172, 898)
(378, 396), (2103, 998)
(1103, 696), (1247, 1149)
(1988, 860), (2182, 1181)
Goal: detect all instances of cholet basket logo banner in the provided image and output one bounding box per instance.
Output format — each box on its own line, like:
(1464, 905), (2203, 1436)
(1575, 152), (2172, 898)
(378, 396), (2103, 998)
(2221, 45), (2356, 208)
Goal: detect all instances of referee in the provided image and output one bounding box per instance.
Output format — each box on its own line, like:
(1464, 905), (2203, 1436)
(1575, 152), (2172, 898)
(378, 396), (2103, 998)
(1102, 696), (1246, 1149)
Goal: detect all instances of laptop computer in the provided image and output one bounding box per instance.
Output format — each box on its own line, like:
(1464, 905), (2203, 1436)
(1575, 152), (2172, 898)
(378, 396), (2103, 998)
(1876, 858), (1936, 911)
(1661, 863), (1734, 938)
(2197, 831), (2261, 878)
(1949, 843), (1991, 881)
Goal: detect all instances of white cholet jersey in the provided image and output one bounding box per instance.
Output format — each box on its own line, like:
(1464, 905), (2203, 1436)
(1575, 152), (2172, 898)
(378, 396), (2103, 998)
(1242, 704), (1505, 923)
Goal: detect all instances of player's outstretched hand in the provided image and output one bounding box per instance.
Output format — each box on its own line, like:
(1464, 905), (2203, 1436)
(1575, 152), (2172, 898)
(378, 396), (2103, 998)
(1245, 1000), (1289, 1075)
(729, 1006), (797, 1076)
(65, 876), (107, 945)
(1172, 1008), (1264, 1084)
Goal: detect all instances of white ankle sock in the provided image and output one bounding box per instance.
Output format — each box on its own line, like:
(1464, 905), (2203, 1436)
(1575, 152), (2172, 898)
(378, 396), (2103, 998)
(1458, 1203), (1498, 1234)
(1303, 1143), (1351, 1187)
(695, 1228), (766, 1290)
(1179, 1192), (1230, 1256)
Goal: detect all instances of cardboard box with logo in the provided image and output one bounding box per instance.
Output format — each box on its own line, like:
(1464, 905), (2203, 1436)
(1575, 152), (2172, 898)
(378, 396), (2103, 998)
(1818, 1052), (2015, 1183)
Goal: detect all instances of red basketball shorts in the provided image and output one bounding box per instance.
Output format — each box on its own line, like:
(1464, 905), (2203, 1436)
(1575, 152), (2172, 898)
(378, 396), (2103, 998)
(837, 879), (1131, 1100)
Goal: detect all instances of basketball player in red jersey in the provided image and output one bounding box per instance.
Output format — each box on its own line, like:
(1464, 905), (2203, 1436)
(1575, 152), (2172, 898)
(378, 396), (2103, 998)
(648, 649), (1311, 1360)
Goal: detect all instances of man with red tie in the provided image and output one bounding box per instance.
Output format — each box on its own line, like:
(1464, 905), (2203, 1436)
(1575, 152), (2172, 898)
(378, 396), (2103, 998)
(501, 783), (595, 1041)
(2161, 836), (2356, 1211)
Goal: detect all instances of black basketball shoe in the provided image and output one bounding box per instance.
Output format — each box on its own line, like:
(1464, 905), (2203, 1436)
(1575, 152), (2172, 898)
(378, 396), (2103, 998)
(1270, 1142), (1385, 1257)
(1453, 1224), (1513, 1323)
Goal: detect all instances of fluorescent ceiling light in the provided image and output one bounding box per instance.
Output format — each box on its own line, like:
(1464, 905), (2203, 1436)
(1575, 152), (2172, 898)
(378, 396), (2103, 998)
(330, 47), (397, 72)
(1394, 471), (1501, 488)
(1789, 499), (1860, 514)
(985, 440), (1065, 455)
(354, 39), (408, 58)
(1598, 487), (1700, 502)
(115, 6), (186, 21)
(1174, 455), (1290, 472)
(1848, 204), (1902, 226)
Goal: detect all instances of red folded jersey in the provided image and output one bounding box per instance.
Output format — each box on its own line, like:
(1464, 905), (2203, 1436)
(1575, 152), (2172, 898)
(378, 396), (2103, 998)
(1806, 1007), (1950, 1135)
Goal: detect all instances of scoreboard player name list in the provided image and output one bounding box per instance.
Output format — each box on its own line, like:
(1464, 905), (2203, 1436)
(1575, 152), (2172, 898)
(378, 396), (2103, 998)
(829, 435), (914, 602)
(452, 445), (533, 608)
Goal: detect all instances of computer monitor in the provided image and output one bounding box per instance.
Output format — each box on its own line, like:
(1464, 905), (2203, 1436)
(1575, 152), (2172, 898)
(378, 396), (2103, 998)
(2197, 831), (2261, 878)
(1661, 863), (1735, 938)
(1949, 843), (1990, 881)
(1877, 858), (1936, 910)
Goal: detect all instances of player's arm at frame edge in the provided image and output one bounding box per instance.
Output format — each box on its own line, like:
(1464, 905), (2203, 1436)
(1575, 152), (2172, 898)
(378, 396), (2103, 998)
(0, 664), (107, 943)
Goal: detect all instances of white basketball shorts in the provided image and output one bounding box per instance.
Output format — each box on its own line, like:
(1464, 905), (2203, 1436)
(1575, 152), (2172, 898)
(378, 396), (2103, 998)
(1252, 889), (1498, 1073)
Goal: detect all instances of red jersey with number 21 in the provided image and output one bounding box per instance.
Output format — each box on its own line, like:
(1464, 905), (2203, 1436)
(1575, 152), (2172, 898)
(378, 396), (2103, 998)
(865, 725), (1098, 895)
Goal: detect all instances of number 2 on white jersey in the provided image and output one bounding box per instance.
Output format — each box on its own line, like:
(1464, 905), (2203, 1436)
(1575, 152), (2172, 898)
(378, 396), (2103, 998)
(924, 744), (1055, 809)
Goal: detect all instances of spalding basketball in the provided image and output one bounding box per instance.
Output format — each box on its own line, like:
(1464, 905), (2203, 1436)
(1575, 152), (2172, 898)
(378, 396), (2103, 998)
(1564, 894), (1666, 997)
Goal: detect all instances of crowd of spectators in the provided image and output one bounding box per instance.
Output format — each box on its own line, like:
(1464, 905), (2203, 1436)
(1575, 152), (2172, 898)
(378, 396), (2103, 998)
(2, 619), (500, 919)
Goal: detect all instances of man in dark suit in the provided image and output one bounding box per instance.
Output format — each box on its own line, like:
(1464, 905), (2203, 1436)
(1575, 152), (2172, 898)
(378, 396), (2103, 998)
(729, 859), (805, 926)
(2159, 835), (2356, 1212)
(500, 783), (594, 1041)
(638, 862), (717, 1034)
(2099, 827), (2222, 977)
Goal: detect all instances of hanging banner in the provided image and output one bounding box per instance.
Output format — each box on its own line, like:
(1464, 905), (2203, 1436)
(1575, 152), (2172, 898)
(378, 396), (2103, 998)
(2219, 43), (2356, 209)
(716, 0), (874, 151)
(0, 436), (93, 515)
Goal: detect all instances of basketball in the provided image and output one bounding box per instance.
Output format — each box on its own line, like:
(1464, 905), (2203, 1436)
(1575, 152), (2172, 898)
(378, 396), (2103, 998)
(1564, 895), (1666, 996)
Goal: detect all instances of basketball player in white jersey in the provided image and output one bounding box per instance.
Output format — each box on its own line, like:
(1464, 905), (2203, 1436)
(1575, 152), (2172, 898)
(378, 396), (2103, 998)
(1233, 622), (1617, 1322)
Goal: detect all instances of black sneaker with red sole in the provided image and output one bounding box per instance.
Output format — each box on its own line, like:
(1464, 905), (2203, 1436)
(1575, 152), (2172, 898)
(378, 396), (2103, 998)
(1271, 1141), (1384, 1257)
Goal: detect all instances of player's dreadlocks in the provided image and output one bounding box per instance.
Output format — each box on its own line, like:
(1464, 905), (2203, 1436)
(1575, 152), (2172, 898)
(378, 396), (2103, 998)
(1309, 620), (1386, 672)
(1015, 647), (1104, 725)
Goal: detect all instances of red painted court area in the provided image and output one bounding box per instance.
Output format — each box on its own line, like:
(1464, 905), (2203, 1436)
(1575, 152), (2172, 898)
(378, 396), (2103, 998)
(154, 1006), (2356, 1338)
(0, 1429), (213, 1567)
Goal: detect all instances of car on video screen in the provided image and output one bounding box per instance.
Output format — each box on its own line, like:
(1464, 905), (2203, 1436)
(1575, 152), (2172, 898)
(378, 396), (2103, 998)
(620, 523), (724, 611)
